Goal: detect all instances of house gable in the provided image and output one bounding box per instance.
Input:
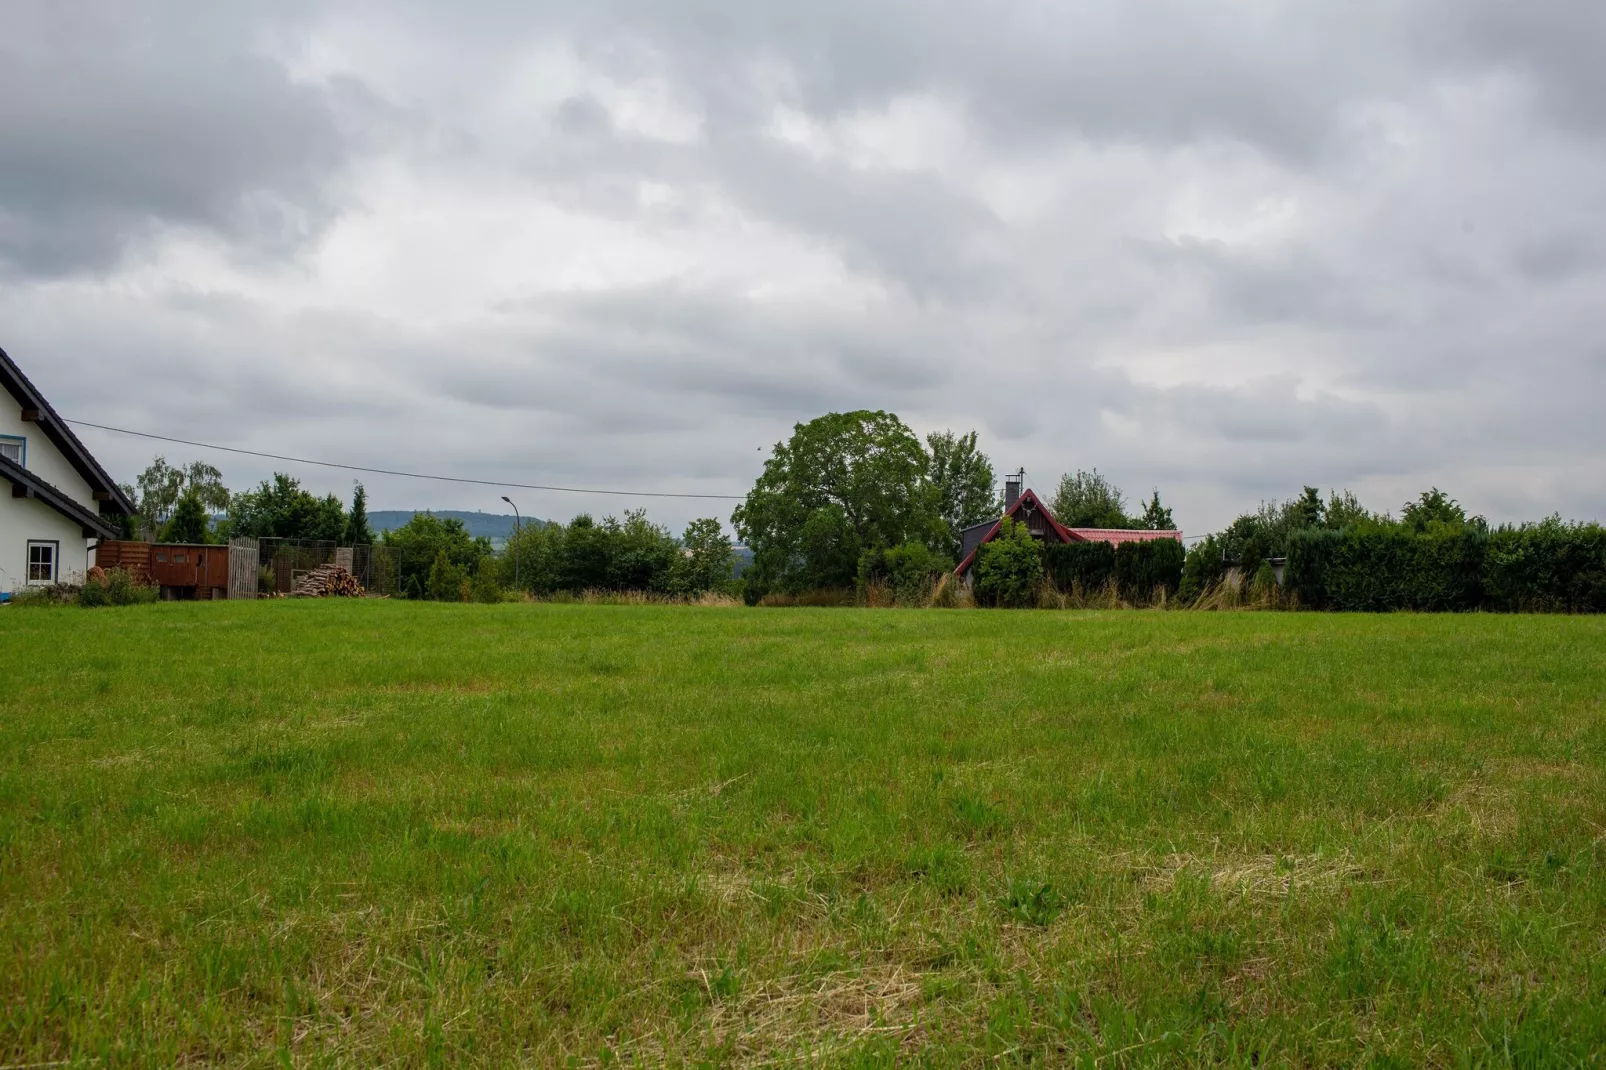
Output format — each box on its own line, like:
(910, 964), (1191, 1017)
(954, 488), (1184, 576)
(0, 346), (133, 517)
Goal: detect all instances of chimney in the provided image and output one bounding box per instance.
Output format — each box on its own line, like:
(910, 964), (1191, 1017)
(1004, 469), (1022, 511)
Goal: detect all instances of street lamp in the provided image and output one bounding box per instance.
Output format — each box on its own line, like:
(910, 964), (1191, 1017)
(501, 496), (522, 591)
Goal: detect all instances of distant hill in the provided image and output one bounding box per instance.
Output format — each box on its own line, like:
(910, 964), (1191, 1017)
(368, 510), (545, 541)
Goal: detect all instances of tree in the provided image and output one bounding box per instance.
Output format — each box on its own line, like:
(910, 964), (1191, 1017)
(382, 513), (490, 598)
(733, 411), (940, 596)
(1324, 489), (1376, 529)
(675, 518), (735, 595)
(607, 510), (680, 592)
(426, 550), (469, 602)
(130, 456), (230, 537)
(160, 491), (211, 544)
(926, 430), (998, 558)
(972, 518), (1043, 608)
(1137, 489), (1175, 531)
(1291, 486), (1324, 529)
(1051, 469), (1130, 528)
(1402, 488), (1469, 532)
(343, 483), (374, 545)
(224, 473), (345, 541)
(556, 515), (612, 591)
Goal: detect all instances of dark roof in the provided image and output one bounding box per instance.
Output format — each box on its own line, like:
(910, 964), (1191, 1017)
(0, 455), (121, 539)
(0, 345), (134, 516)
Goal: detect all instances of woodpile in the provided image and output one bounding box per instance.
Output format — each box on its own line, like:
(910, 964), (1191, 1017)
(291, 564), (364, 598)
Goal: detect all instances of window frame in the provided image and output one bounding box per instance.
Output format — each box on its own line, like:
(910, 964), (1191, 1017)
(0, 434), (23, 467)
(26, 540), (59, 585)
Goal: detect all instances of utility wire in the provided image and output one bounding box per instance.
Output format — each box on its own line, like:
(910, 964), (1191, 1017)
(65, 418), (746, 501)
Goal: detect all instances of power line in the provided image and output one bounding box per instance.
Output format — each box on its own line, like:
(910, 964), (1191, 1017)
(65, 418), (747, 501)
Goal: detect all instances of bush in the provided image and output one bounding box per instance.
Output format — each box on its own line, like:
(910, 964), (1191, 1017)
(1286, 524), (1484, 612)
(384, 513), (492, 599)
(858, 541), (952, 606)
(1178, 535), (1226, 604)
(471, 557), (503, 604)
(973, 519), (1043, 608)
(1042, 541), (1115, 594)
(1114, 539), (1185, 604)
(1482, 518), (1606, 613)
(77, 568), (157, 608)
(426, 550), (470, 602)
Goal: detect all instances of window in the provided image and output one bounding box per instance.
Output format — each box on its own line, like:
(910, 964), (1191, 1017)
(0, 435), (22, 466)
(173, 553), (186, 564)
(27, 541), (57, 584)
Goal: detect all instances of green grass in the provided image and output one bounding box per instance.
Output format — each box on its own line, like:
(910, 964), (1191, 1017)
(3, 603), (1605, 1067)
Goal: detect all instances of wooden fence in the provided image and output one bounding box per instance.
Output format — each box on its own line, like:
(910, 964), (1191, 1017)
(228, 538), (259, 599)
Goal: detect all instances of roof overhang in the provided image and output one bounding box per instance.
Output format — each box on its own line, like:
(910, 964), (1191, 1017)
(954, 488), (1077, 575)
(0, 346), (134, 516)
(0, 455), (121, 539)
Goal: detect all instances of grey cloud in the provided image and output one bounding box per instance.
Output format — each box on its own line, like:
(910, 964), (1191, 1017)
(0, 2), (353, 274)
(3, 0), (1606, 534)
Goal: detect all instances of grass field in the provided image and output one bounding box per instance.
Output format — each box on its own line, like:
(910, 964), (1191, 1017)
(3, 603), (1605, 1066)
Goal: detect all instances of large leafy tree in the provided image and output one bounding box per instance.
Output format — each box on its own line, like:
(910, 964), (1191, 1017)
(224, 473), (346, 542)
(127, 455), (230, 538)
(1051, 469), (1130, 528)
(733, 411), (940, 596)
(926, 429), (997, 558)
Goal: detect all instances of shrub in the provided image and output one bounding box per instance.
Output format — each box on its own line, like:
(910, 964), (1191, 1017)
(1179, 536), (1227, 604)
(1482, 518), (1606, 613)
(471, 557), (503, 604)
(1114, 539), (1185, 604)
(1042, 541), (1115, 594)
(77, 568), (157, 608)
(858, 541), (952, 606)
(426, 550), (470, 602)
(973, 519), (1043, 608)
(1285, 524), (1484, 612)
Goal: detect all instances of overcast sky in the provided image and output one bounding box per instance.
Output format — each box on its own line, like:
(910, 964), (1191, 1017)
(4, 1), (1604, 534)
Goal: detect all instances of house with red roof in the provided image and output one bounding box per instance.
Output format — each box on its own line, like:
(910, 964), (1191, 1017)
(954, 472), (1182, 579)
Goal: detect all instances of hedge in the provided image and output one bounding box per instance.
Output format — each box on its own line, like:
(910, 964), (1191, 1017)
(1114, 539), (1186, 602)
(1042, 541), (1115, 593)
(1482, 519), (1606, 612)
(1284, 519), (1606, 612)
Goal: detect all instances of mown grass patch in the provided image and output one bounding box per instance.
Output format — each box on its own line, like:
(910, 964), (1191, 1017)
(2, 602), (1604, 1065)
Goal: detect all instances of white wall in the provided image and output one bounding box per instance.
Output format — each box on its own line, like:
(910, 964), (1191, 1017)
(0, 400), (108, 592)
(0, 494), (92, 592)
(0, 407), (97, 506)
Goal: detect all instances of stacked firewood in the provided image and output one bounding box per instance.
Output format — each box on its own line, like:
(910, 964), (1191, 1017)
(291, 565), (365, 598)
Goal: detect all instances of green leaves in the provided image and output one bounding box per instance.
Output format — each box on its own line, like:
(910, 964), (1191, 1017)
(733, 411), (942, 596)
(973, 518), (1043, 608)
(927, 429), (997, 558)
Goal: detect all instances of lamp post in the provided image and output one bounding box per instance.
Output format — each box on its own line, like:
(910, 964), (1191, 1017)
(501, 496), (522, 591)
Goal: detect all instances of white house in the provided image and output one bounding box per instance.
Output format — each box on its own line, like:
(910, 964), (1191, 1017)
(0, 347), (132, 594)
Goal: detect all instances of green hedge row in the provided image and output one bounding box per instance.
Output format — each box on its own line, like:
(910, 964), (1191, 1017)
(1044, 539), (1185, 602)
(1286, 519), (1606, 612)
